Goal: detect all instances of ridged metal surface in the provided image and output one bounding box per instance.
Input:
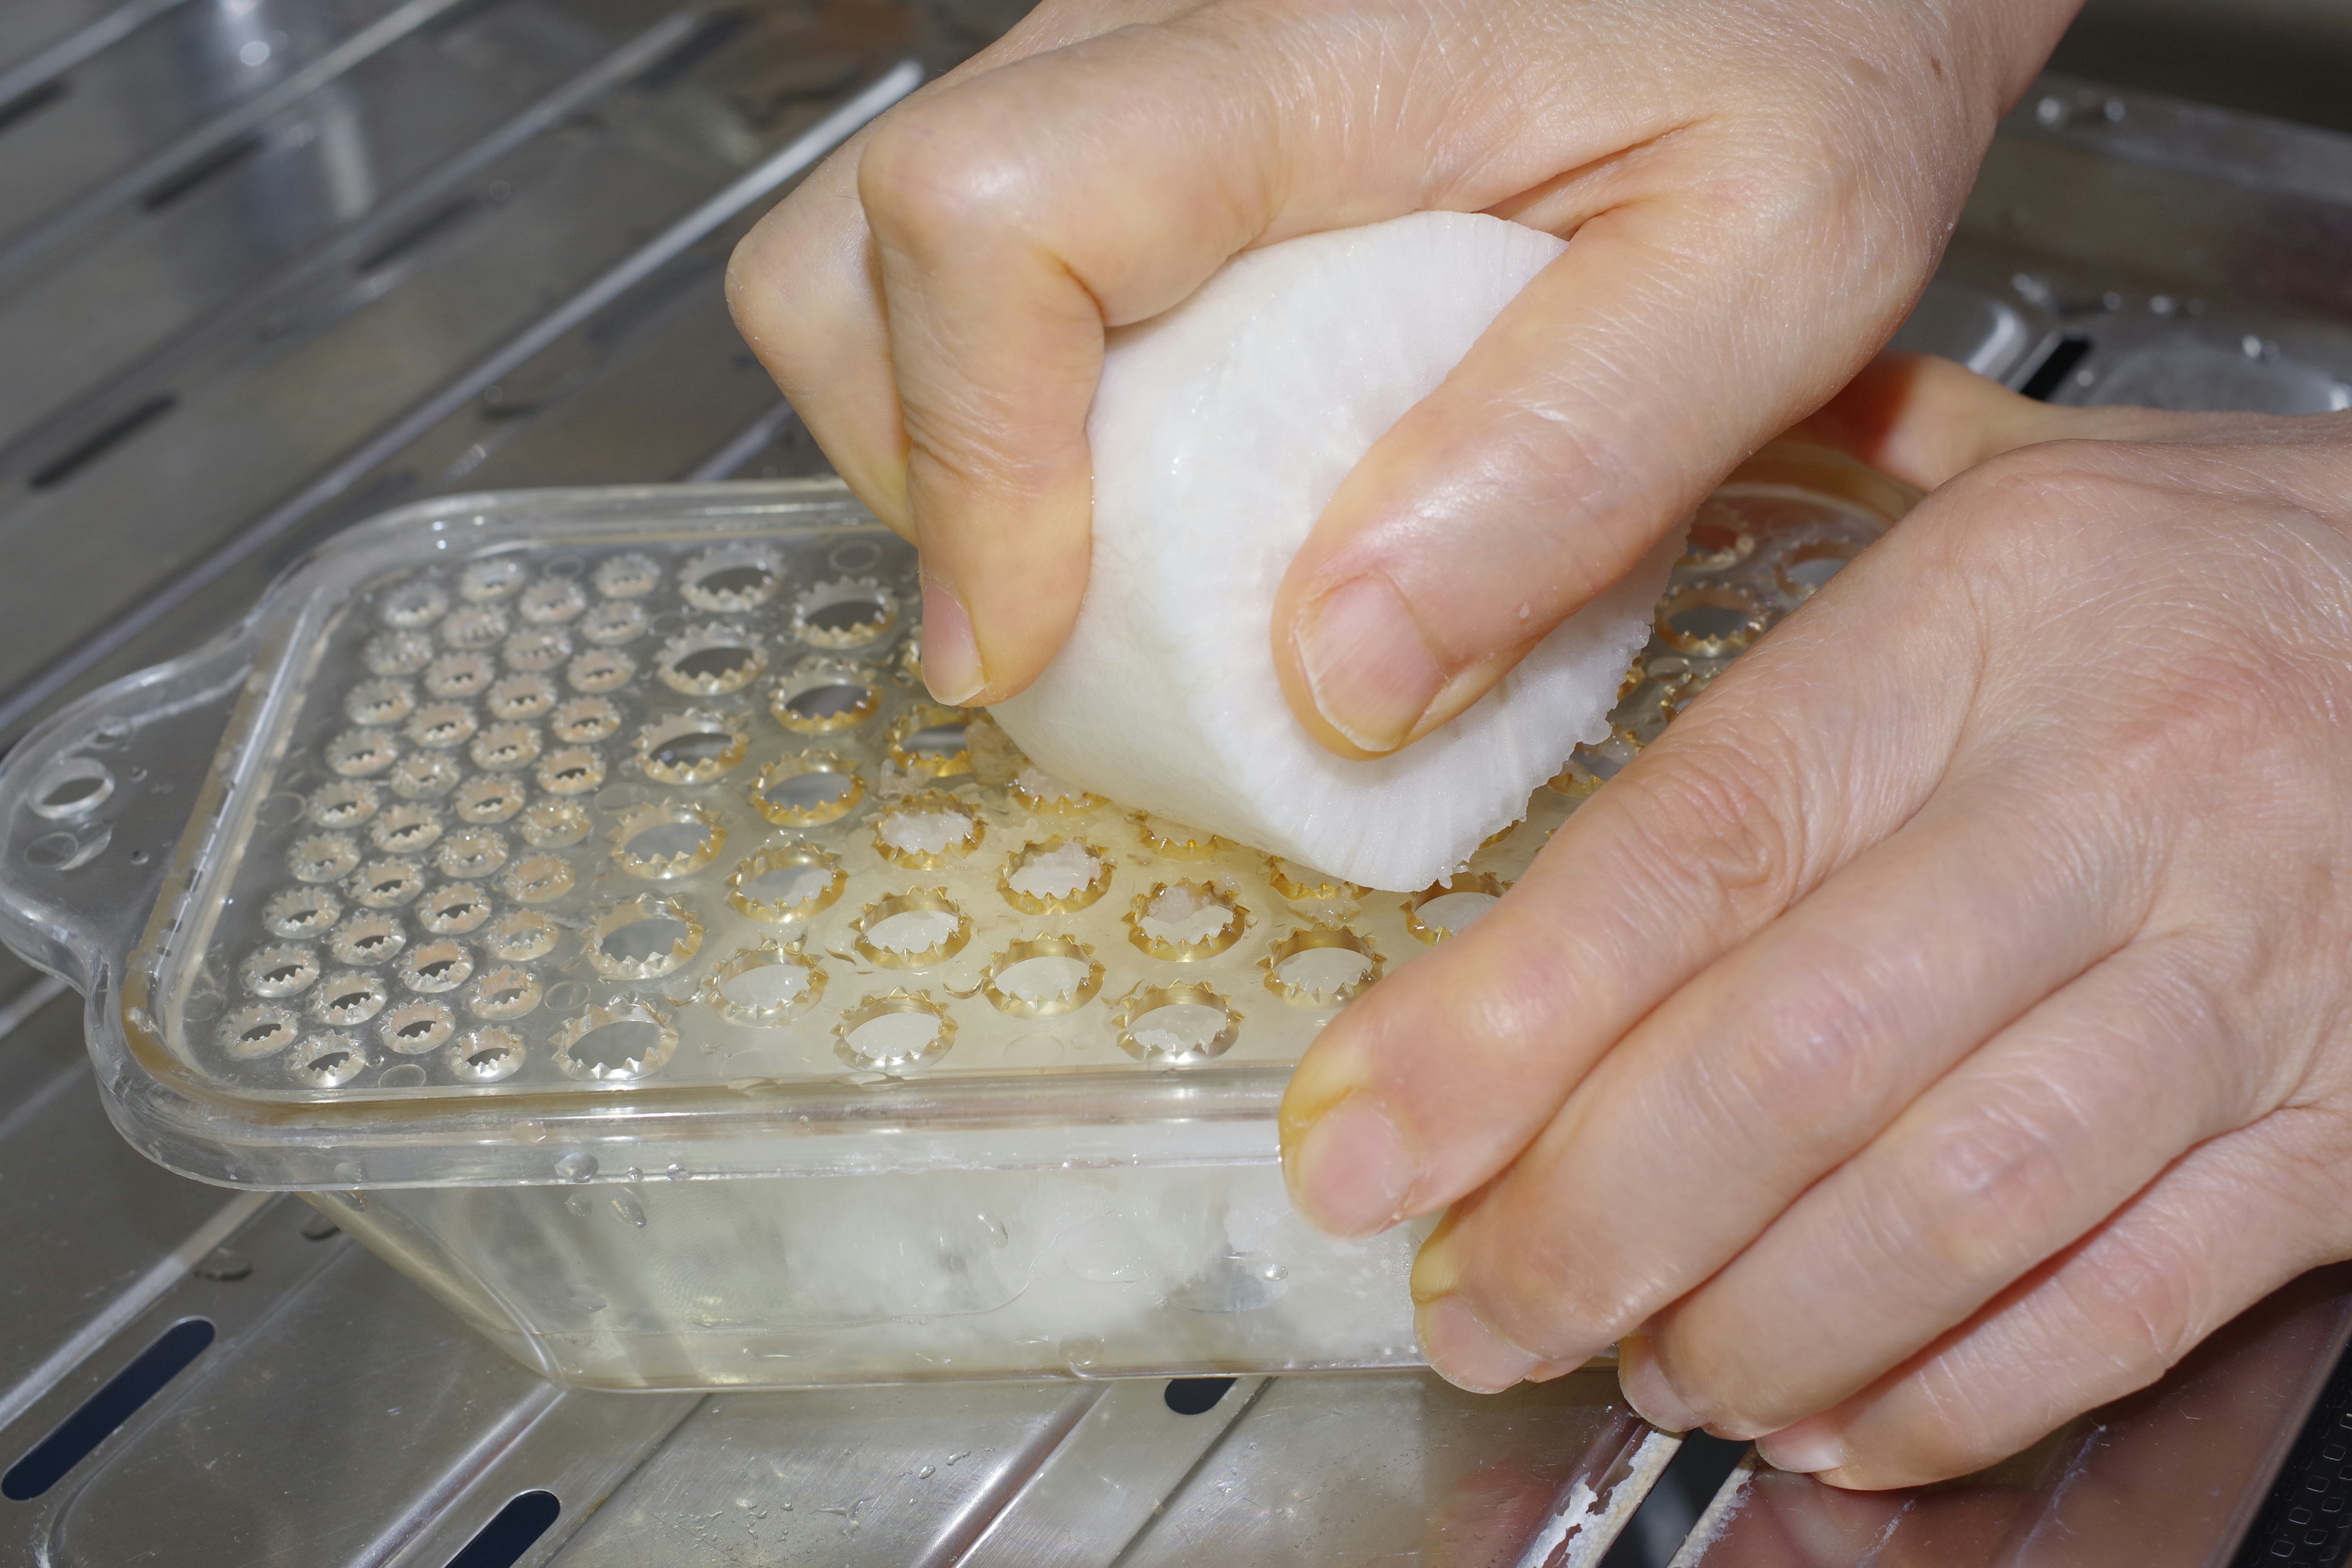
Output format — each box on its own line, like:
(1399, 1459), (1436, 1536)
(2, 2), (2351, 1563)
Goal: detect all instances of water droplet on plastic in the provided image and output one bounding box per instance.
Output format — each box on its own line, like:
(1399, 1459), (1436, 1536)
(665, 1163), (687, 1180)
(978, 1213), (1009, 1247)
(1060, 1335), (1104, 1373)
(917, 1465), (935, 1479)
(611, 1191), (647, 1227)
(555, 1152), (596, 1182)
(564, 1194), (593, 1218)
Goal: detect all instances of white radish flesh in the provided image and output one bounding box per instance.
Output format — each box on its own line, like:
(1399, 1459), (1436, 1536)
(990, 211), (1679, 892)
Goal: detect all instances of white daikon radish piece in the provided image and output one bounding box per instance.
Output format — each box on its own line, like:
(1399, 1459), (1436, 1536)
(990, 211), (1682, 892)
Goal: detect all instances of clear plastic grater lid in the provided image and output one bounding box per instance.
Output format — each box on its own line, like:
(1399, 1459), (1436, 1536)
(0, 460), (1914, 1188)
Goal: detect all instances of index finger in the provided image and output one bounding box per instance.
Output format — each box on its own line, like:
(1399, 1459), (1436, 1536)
(725, 0), (1205, 537)
(849, 4), (1684, 704)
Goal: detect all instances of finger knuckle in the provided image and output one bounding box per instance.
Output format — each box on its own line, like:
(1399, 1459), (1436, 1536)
(1675, 951), (1908, 1168)
(859, 104), (1023, 257)
(2054, 1232), (2206, 1378)
(1874, 1102), (2078, 1292)
(1615, 729), (1815, 926)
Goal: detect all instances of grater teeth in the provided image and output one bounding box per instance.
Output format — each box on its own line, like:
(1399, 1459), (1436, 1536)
(549, 1000), (679, 1082)
(769, 656), (881, 734)
(791, 576), (897, 650)
(850, 889), (972, 971)
(635, 709), (748, 785)
(998, 838), (1114, 915)
(725, 844), (846, 924)
(978, 936), (1103, 1018)
(701, 939), (826, 1025)
(586, 895), (704, 980)
(445, 1026), (525, 1082)
(883, 704), (974, 778)
(654, 624), (768, 696)
(748, 752), (863, 827)
(1124, 880), (1250, 962)
(871, 791), (982, 870)
(1264, 856), (1365, 903)
(193, 476), (1881, 1101)
(834, 990), (954, 1070)
(1402, 873), (1510, 944)
(1131, 813), (1229, 861)
(679, 544), (783, 612)
(609, 801), (726, 880)
(1113, 982), (1242, 1064)
(1261, 925), (1383, 1006)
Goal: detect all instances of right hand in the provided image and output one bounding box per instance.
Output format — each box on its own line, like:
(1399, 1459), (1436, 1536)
(728, 0), (2082, 752)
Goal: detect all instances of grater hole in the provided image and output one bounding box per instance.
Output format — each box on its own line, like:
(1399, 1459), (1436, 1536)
(550, 696), (622, 743)
(329, 912), (405, 967)
(370, 804), (443, 854)
(289, 1034), (368, 1088)
(601, 914), (690, 967)
(594, 552), (662, 599)
(680, 546), (782, 612)
(485, 674), (557, 720)
(1404, 874), (1507, 943)
(424, 652), (496, 699)
(380, 1001), (456, 1054)
(399, 941), (474, 995)
(365, 629), (435, 676)
(551, 1001), (677, 1080)
(1116, 983), (1240, 1063)
(657, 627), (767, 695)
(834, 992), (954, 1069)
(446, 1027), (524, 1082)
(458, 557), (527, 603)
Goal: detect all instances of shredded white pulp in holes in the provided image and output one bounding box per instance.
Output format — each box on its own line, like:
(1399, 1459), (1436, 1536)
(1417, 890), (1498, 937)
(865, 909), (962, 954)
(721, 963), (809, 1009)
(1139, 884), (1233, 946)
(747, 864), (831, 908)
(995, 955), (1091, 1006)
(877, 807), (976, 856)
(1008, 842), (1101, 900)
(1130, 1002), (1226, 1054)
(1276, 947), (1373, 995)
(845, 1011), (939, 1061)
(1271, 857), (1336, 890)
(1015, 765), (1086, 807)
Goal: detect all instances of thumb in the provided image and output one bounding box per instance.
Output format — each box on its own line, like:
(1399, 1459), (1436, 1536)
(1270, 176), (1928, 760)
(1795, 350), (2256, 492)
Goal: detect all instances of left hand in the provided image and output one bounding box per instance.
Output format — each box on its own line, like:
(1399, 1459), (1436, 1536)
(1277, 352), (2352, 1488)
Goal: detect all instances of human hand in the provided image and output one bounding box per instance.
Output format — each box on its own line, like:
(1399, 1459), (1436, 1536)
(1276, 352), (2352, 1488)
(728, 0), (2079, 752)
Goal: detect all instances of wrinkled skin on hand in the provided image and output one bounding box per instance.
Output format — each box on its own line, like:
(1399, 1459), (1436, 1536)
(727, 0), (2079, 751)
(1278, 354), (2352, 1488)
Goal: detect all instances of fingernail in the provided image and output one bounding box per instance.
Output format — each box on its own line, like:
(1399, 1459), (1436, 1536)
(1618, 1349), (1705, 1433)
(921, 571), (984, 704)
(1287, 1098), (1414, 1237)
(1419, 1295), (1543, 1393)
(1757, 1420), (1853, 1476)
(1295, 576), (1445, 753)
